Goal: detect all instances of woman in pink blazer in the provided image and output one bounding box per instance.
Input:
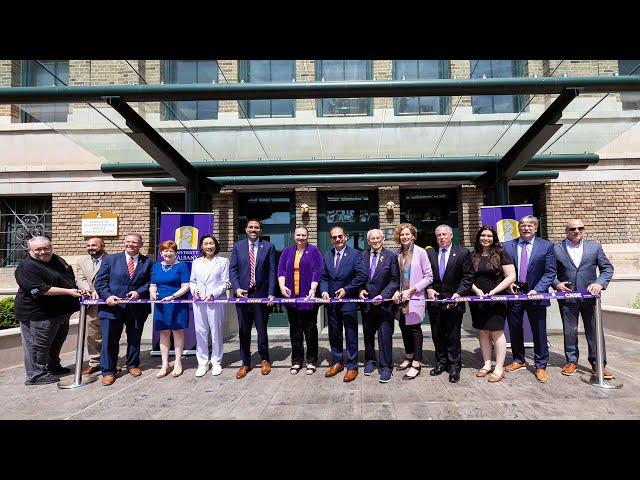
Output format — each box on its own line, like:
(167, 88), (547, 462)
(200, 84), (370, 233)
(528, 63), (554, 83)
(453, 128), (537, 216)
(392, 223), (433, 380)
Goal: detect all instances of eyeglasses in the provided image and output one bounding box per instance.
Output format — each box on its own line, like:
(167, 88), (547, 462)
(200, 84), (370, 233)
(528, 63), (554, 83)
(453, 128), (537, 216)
(331, 235), (344, 240)
(567, 227), (585, 232)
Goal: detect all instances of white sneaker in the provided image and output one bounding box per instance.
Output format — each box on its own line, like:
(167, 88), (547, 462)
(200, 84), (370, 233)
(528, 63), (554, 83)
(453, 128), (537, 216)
(195, 364), (209, 377)
(211, 364), (223, 376)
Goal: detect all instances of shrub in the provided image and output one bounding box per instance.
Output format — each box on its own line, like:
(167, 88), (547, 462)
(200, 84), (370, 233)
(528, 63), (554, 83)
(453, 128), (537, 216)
(629, 292), (640, 310)
(0, 297), (18, 329)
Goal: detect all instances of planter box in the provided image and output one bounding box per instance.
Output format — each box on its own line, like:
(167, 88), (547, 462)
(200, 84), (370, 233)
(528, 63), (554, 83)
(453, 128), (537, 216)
(601, 305), (640, 342)
(0, 318), (79, 371)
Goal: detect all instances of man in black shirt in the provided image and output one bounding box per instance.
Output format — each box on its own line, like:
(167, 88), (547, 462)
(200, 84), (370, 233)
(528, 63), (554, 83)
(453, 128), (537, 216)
(14, 236), (84, 385)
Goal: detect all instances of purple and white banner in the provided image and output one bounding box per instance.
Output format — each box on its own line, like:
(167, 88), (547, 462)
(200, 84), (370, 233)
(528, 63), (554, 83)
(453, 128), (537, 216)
(153, 212), (215, 354)
(481, 204), (535, 345)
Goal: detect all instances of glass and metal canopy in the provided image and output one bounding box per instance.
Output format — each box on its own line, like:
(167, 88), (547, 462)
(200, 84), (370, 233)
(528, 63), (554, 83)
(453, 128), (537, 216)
(2, 59), (639, 210)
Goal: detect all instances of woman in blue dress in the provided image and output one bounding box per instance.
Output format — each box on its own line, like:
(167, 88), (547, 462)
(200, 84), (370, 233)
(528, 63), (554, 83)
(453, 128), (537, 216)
(150, 240), (191, 378)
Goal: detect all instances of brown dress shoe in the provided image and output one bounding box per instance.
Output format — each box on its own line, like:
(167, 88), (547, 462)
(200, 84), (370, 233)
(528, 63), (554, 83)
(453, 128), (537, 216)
(561, 363), (577, 376)
(325, 363), (344, 378)
(82, 365), (100, 375)
(535, 368), (549, 383)
(261, 360), (271, 375)
(236, 365), (251, 379)
(505, 362), (527, 372)
(129, 367), (142, 377)
(343, 369), (358, 382)
(101, 374), (116, 386)
(592, 364), (614, 380)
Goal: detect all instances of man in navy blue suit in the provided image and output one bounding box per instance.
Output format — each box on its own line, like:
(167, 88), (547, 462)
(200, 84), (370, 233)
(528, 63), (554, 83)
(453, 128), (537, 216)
(502, 215), (557, 383)
(230, 219), (276, 379)
(359, 229), (399, 383)
(320, 226), (367, 382)
(95, 234), (153, 386)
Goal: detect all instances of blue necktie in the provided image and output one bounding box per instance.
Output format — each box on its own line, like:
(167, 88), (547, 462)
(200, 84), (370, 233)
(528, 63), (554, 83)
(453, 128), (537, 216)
(439, 248), (447, 282)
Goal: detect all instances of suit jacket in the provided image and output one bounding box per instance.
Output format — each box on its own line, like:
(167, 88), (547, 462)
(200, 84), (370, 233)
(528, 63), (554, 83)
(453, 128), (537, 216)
(553, 238), (614, 301)
(189, 255), (230, 299)
(74, 253), (110, 292)
(277, 243), (324, 311)
(229, 239), (276, 298)
(361, 247), (400, 315)
(320, 246), (367, 312)
(94, 252), (153, 320)
(427, 245), (474, 313)
(503, 237), (557, 306)
(394, 244), (433, 325)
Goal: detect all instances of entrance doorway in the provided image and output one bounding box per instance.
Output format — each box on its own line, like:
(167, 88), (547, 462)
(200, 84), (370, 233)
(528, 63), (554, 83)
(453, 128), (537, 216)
(238, 193), (295, 327)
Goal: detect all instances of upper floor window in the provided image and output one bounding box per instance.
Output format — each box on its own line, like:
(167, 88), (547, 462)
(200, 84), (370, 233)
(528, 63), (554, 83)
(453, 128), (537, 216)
(393, 60), (451, 115)
(163, 60), (218, 120)
(470, 60), (525, 114)
(619, 60), (640, 110)
(316, 60), (373, 117)
(239, 60), (295, 118)
(0, 196), (52, 267)
(21, 60), (69, 123)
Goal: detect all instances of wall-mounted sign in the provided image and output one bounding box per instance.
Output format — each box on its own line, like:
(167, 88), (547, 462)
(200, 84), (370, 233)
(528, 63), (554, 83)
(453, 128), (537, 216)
(81, 210), (118, 236)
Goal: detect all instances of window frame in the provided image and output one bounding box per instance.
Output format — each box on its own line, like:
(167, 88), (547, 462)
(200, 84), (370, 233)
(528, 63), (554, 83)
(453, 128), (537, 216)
(238, 60), (296, 119)
(162, 60), (219, 121)
(315, 60), (373, 117)
(392, 60), (451, 115)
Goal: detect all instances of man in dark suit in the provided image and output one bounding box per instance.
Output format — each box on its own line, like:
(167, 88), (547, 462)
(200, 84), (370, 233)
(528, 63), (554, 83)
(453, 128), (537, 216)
(553, 218), (614, 379)
(502, 215), (557, 383)
(320, 226), (367, 382)
(359, 229), (399, 383)
(426, 224), (474, 383)
(94, 233), (153, 386)
(230, 219), (276, 379)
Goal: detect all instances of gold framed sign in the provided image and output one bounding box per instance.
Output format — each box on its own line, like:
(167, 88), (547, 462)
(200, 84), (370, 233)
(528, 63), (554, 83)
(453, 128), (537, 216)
(81, 210), (118, 236)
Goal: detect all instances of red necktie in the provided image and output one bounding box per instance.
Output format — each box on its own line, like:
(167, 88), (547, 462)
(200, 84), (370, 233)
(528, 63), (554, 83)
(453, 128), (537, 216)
(128, 256), (135, 279)
(249, 243), (255, 288)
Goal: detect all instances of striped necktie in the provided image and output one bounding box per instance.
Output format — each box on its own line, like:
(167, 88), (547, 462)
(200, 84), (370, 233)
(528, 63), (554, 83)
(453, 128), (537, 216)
(249, 243), (256, 288)
(127, 256), (135, 278)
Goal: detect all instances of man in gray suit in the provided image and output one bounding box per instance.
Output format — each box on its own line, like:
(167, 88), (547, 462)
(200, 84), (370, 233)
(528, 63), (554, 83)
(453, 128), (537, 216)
(74, 237), (108, 375)
(553, 219), (614, 379)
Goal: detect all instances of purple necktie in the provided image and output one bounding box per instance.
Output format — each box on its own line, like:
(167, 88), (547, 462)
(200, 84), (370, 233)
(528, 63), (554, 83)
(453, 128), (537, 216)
(370, 252), (377, 279)
(335, 251), (342, 270)
(439, 248), (446, 282)
(519, 241), (529, 282)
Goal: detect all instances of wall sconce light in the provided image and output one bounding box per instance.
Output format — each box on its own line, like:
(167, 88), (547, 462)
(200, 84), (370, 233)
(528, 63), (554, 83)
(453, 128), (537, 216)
(386, 201), (396, 211)
(301, 203), (310, 214)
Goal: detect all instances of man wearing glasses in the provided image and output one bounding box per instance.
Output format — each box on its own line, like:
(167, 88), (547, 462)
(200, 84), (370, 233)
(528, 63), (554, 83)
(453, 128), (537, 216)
(553, 219), (614, 379)
(320, 226), (367, 382)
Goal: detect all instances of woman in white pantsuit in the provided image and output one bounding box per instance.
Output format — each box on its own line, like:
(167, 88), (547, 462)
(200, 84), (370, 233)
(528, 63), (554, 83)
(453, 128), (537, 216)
(190, 235), (230, 377)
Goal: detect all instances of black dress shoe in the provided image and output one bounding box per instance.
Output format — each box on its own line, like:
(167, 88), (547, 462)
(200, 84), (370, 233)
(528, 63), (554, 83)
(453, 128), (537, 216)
(429, 365), (447, 376)
(449, 369), (461, 383)
(47, 366), (71, 375)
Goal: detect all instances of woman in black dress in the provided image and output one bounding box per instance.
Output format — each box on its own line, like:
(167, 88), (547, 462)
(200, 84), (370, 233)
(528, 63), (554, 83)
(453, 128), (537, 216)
(469, 226), (516, 383)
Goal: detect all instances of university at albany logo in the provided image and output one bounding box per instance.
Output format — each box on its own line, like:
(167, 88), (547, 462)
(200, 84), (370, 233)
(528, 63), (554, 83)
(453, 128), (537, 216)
(496, 219), (518, 242)
(175, 226), (198, 250)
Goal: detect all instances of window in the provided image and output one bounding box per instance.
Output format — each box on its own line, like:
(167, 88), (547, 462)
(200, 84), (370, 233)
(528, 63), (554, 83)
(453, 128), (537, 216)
(239, 60), (295, 118)
(0, 196), (52, 267)
(393, 60), (450, 115)
(316, 60), (373, 116)
(619, 60), (640, 110)
(400, 189), (459, 249)
(163, 60), (218, 120)
(21, 60), (69, 123)
(470, 60), (525, 114)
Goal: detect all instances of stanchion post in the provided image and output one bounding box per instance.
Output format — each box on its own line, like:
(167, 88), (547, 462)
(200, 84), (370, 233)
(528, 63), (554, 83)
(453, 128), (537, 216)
(58, 300), (97, 389)
(580, 295), (622, 389)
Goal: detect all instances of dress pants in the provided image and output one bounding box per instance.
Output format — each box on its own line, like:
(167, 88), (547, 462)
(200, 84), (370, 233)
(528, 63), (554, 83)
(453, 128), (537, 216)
(287, 306), (319, 366)
(100, 306), (146, 375)
(428, 305), (462, 370)
(327, 306), (359, 370)
(20, 313), (70, 383)
(193, 303), (225, 367)
(363, 308), (394, 370)
(235, 303), (270, 366)
(86, 305), (102, 368)
(559, 299), (606, 366)
(398, 313), (423, 362)
(507, 302), (549, 369)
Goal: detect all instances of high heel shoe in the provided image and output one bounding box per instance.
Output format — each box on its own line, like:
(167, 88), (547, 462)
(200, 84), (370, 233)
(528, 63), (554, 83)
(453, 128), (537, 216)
(403, 364), (421, 380)
(397, 356), (414, 371)
(172, 366), (183, 378)
(156, 366), (172, 378)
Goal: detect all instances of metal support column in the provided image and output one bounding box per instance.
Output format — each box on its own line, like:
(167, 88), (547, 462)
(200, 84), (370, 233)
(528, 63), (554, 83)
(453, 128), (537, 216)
(58, 302), (98, 389)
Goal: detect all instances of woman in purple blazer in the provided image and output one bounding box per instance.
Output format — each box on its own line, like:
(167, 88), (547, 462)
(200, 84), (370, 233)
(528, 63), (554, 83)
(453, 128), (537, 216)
(278, 226), (324, 375)
(392, 223), (434, 380)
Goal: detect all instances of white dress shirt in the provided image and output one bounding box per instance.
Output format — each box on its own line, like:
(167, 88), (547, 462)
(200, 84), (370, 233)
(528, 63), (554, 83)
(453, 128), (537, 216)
(566, 239), (584, 267)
